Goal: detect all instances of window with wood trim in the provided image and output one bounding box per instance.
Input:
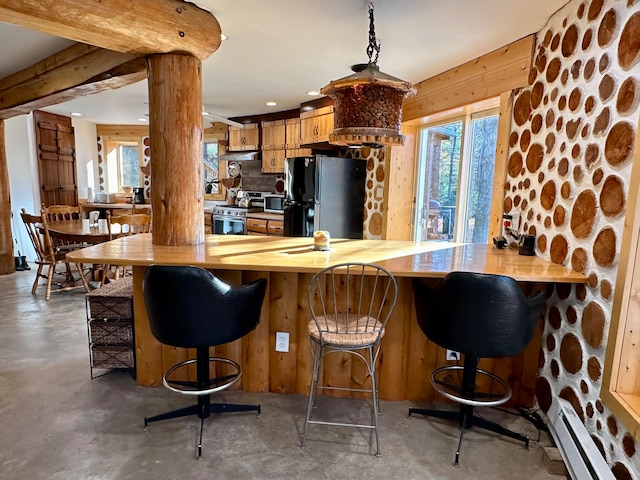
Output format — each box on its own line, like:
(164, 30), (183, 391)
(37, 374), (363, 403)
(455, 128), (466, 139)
(203, 139), (219, 195)
(105, 140), (140, 193)
(413, 107), (499, 243)
(602, 154), (640, 439)
(203, 124), (228, 201)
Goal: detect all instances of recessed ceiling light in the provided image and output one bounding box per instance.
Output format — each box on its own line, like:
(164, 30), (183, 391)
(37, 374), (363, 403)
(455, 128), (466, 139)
(138, 118), (148, 122)
(266, 101), (277, 107)
(70, 112), (82, 117)
(221, 33), (228, 41)
(306, 91), (320, 96)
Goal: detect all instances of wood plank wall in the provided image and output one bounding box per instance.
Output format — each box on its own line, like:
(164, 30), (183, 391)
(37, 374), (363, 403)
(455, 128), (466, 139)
(133, 269), (540, 407)
(384, 127), (417, 240)
(402, 35), (534, 122)
(383, 35), (535, 241)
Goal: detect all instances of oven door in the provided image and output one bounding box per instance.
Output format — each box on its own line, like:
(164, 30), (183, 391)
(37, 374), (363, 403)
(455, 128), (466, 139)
(213, 215), (246, 235)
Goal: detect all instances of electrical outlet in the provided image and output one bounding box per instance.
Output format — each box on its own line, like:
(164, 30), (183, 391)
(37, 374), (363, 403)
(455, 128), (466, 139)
(502, 212), (521, 239)
(275, 332), (289, 352)
(446, 349), (460, 361)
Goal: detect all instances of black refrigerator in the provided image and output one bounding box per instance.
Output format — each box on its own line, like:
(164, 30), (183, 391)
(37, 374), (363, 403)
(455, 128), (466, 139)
(283, 155), (367, 238)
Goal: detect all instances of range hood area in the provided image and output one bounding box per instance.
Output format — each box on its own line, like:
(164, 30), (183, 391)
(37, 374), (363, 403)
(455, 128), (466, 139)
(219, 151), (259, 161)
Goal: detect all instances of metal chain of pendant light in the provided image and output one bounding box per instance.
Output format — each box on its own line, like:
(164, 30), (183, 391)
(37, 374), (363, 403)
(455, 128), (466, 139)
(321, 2), (416, 148)
(366, 3), (380, 66)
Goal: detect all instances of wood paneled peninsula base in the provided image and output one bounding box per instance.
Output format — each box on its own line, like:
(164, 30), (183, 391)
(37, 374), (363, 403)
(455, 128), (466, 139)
(67, 235), (586, 406)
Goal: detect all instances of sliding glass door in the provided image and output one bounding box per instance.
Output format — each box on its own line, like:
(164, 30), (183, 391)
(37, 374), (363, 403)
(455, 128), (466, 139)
(413, 109), (499, 243)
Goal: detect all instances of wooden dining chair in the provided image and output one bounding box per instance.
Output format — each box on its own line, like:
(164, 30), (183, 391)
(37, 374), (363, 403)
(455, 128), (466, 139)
(42, 204), (82, 222)
(20, 208), (90, 300)
(102, 211), (152, 283)
(130, 204), (151, 215)
(106, 211), (152, 240)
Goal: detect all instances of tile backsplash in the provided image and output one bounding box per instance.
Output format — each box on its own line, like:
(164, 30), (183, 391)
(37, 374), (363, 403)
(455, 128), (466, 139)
(237, 160), (281, 192)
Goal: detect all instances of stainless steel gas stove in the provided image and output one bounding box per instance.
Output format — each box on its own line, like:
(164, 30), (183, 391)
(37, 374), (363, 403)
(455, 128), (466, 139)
(212, 204), (262, 235)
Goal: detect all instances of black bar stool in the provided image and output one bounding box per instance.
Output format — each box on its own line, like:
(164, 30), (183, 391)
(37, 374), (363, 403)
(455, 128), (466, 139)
(142, 265), (267, 458)
(409, 272), (546, 467)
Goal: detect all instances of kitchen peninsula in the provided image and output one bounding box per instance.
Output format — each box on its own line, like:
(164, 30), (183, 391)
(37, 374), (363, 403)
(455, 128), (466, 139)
(67, 235), (586, 405)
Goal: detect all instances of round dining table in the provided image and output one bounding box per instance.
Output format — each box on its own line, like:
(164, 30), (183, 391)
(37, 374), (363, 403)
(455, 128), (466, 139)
(46, 219), (122, 244)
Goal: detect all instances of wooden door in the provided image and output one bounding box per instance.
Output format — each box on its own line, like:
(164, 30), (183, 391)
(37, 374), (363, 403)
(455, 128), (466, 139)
(34, 110), (78, 207)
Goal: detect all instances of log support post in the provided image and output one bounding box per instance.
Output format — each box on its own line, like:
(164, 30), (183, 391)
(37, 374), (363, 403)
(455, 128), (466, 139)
(147, 53), (204, 246)
(0, 119), (16, 274)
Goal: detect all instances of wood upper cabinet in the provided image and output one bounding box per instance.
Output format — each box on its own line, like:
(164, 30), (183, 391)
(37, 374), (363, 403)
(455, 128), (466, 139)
(261, 119), (287, 173)
(261, 120), (285, 150)
(228, 123), (259, 151)
(300, 105), (334, 145)
(261, 149), (286, 174)
(284, 117), (312, 157)
(285, 118), (301, 149)
(285, 147), (312, 159)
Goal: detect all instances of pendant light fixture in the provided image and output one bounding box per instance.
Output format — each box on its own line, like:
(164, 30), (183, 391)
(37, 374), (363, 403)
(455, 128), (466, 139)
(321, 3), (416, 148)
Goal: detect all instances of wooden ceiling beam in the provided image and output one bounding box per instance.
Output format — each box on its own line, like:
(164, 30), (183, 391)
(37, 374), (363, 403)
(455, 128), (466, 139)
(0, 43), (148, 119)
(0, 0), (221, 60)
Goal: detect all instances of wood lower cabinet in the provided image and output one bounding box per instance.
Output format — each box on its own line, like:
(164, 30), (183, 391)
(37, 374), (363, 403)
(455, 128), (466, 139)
(300, 105), (334, 145)
(204, 211), (213, 234)
(267, 219), (284, 236)
(246, 217), (268, 234)
(246, 213), (284, 236)
(228, 123), (259, 151)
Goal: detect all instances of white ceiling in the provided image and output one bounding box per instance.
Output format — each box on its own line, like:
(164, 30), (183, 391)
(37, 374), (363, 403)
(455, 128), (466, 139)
(0, 0), (570, 125)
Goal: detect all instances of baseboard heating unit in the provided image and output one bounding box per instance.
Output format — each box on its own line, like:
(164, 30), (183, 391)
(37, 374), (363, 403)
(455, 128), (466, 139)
(547, 397), (615, 480)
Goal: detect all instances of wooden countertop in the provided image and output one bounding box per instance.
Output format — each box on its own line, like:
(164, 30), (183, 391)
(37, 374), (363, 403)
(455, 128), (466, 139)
(81, 202), (136, 209)
(245, 212), (284, 221)
(66, 235), (586, 283)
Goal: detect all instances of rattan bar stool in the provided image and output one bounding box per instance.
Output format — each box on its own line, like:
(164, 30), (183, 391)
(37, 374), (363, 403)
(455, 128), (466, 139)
(301, 262), (398, 456)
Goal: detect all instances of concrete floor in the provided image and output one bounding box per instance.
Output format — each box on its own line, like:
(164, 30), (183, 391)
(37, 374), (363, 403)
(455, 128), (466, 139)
(0, 269), (563, 480)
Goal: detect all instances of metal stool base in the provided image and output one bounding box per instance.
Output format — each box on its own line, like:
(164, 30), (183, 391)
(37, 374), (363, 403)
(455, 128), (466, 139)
(144, 351), (260, 458)
(409, 357), (528, 467)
